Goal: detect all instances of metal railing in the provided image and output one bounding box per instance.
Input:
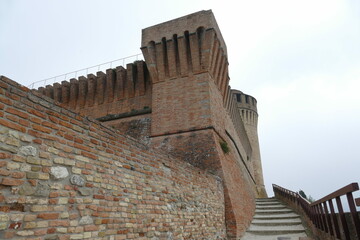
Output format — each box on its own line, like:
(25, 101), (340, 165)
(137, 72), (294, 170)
(273, 183), (360, 240)
(28, 53), (143, 89)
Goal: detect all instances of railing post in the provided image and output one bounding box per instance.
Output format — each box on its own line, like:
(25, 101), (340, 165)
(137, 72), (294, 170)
(319, 202), (328, 234)
(328, 199), (341, 239)
(336, 196), (350, 240)
(323, 201), (334, 236)
(346, 192), (360, 239)
(316, 204), (325, 231)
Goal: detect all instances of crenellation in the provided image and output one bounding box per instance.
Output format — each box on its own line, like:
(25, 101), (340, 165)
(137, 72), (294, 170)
(78, 76), (87, 107)
(53, 83), (62, 102)
(209, 37), (220, 78)
(214, 51), (224, 89)
(69, 78), (79, 109)
(201, 29), (216, 70)
(61, 80), (70, 104)
(177, 36), (188, 76)
(105, 69), (115, 103)
(135, 61), (146, 96)
(38, 86), (45, 95)
(167, 38), (178, 78)
(125, 63), (135, 98)
(114, 66), (126, 100)
(86, 74), (96, 107)
(224, 85), (231, 110)
(95, 71), (106, 105)
(189, 32), (201, 72)
(140, 41), (158, 83)
(163, 38), (171, 78)
(155, 41), (167, 81)
(45, 85), (53, 98)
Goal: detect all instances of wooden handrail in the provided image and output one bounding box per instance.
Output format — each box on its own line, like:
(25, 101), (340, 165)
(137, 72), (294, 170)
(311, 183), (359, 206)
(273, 183), (360, 240)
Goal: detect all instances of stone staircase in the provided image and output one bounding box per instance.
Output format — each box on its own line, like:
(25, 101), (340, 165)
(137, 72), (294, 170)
(241, 198), (311, 240)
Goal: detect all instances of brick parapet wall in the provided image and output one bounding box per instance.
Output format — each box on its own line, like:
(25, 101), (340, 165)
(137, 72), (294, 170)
(0, 75), (226, 239)
(36, 61), (152, 121)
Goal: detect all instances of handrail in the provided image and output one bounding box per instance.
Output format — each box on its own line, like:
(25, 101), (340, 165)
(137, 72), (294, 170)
(311, 183), (359, 206)
(273, 183), (360, 240)
(28, 53), (143, 89)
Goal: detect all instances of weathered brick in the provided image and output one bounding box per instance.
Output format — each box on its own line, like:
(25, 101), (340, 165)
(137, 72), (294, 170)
(26, 172), (39, 179)
(1, 178), (24, 186)
(26, 157), (41, 165)
(0, 168), (11, 176)
(24, 214), (37, 221)
(7, 162), (20, 170)
(0, 119), (26, 133)
(24, 221), (36, 229)
(11, 172), (26, 178)
(16, 230), (34, 236)
(37, 213), (59, 220)
(6, 107), (29, 119)
(30, 205), (49, 212)
(0, 152), (12, 159)
(49, 220), (70, 227)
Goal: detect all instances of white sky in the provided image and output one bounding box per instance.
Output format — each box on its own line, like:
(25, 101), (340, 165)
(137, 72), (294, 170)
(1, 0), (359, 202)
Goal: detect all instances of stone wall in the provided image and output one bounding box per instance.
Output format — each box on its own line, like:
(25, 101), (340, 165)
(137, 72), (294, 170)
(0, 76), (226, 239)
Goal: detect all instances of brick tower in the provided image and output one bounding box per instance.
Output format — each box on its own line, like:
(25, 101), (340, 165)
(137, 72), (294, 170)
(233, 90), (267, 198)
(141, 10), (263, 238)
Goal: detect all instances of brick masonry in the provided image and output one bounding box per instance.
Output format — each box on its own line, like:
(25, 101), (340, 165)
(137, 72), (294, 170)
(0, 76), (226, 239)
(1, 10), (267, 239)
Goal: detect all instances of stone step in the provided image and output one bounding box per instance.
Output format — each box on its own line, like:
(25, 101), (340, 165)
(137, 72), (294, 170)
(252, 218), (302, 226)
(256, 198), (279, 203)
(256, 201), (283, 206)
(255, 208), (294, 215)
(242, 198), (310, 240)
(256, 205), (287, 210)
(253, 213), (301, 219)
(247, 223), (305, 232)
(241, 232), (308, 240)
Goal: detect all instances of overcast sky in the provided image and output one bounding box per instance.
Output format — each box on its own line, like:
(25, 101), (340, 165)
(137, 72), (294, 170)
(1, 0), (359, 202)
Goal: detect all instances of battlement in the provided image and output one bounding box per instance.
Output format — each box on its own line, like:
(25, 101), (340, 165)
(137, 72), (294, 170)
(141, 13), (229, 100)
(35, 61), (151, 119)
(232, 90), (258, 126)
(142, 10), (227, 55)
(233, 90), (258, 111)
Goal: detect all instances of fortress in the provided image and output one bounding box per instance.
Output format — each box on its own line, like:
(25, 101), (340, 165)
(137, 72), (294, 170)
(0, 10), (266, 239)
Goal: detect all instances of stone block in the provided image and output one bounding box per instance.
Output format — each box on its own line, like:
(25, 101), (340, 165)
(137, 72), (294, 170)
(70, 175), (85, 186)
(50, 166), (69, 179)
(79, 216), (93, 225)
(19, 146), (37, 156)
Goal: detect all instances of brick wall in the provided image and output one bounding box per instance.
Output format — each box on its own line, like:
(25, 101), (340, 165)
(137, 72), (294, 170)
(0, 76), (226, 239)
(37, 61), (152, 122)
(24, 10), (265, 238)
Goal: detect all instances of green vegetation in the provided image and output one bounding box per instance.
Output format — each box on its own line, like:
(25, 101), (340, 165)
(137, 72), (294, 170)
(299, 189), (315, 203)
(220, 141), (230, 154)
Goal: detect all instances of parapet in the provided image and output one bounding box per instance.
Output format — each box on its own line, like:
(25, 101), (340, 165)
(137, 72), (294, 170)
(141, 10), (227, 55)
(35, 61), (151, 118)
(232, 89), (258, 113)
(141, 10), (229, 100)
